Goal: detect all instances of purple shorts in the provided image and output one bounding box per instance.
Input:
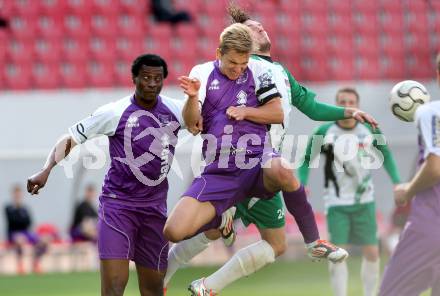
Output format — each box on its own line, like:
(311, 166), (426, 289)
(98, 201), (168, 271)
(379, 226), (440, 296)
(9, 231), (39, 245)
(183, 152), (279, 215)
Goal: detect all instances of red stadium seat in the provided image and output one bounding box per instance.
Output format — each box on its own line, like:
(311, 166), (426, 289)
(326, 34), (354, 56)
(114, 60), (132, 87)
(9, 15), (35, 40)
(405, 0), (428, 13)
(404, 10), (429, 34)
(3, 63), (32, 90)
(62, 37), (89, 63)
(174, 0), (201, 16)
(34, 38), (62, 63)
(65, 0), (93, 14)
(6, 39), (34, 63)
(279, 0), (300, 15)
(328, 0), (351, 15)
(380, 0), (403, 13)
(39, 0), (67, 14)
(328, 55), (355, 81)
(117, 14), (145, 38)
(35, 15), (64, 39)
(90, 0), (120, 15)
(200, 0), (227, 15)
(198, 15), (225, 38)
(405, 54), (433, 79)
(119, 0), (148, 15)
(380, 53), (405, 80)
(276, 12), (301, 34)
(32, 62), (60, 89)
(404, 32), (430, 54)
(353, 35), (380, 59)
(88, 37), (116, 62)
(9, 0), (39, 16)
(86, 60), (115, 88)
(175, 24), (198, 41)
(197, 36), (218, 61)
(59, 62), (87, 88)
(275, 34), (301, 59)
(380, 32), (405, 56)
(352, 12), (379, 35)
(352, 0), (379, 14)
(63, 14), (92, 39)
(300, 12), (328, 36)
(379, 11), (404, 33)
(300, 0), (327, 15)
(298, 54), (329, 82)
(327, 13), (353, 35)
(90, 14), (118, 38)
(355, 56), (380, 80)
(143, 37), (172, 61)
(115, 37), (143, 61)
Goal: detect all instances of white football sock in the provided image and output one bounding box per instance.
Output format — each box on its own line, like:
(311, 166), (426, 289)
(204, 240), (275, 293)
(329, 261), (348, 296)
(361, 257), (379, 296)
(164, 233), (212, 286)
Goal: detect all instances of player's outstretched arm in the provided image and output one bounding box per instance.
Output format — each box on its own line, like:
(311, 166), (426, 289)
(27, 134), (78, 195)
(394, 153), (440, 206)
(180, 76), (202, 135)
(226, 98), (283, 124)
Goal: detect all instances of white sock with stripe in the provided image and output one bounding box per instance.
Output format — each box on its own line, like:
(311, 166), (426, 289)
(204, 240), (275, 293)
(164, 232), (212, 287)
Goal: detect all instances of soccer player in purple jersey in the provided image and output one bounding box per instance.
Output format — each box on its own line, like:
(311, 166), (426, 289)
(163, 23), (353, 283)
(27, 54), (184, 296)
(379, 54), (440, 296)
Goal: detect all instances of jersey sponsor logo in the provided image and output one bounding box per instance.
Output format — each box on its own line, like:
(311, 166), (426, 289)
(208, 79), (220, 90)
(236, 90), (248, 105)
(432, 115), (440, 148)
(236, 71), (248, 84)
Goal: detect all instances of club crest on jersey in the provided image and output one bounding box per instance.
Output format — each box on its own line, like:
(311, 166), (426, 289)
(236, 71), (248, 84)
(158, 114), (172, 126)
(209, 79), (220, 90)
(127, 116), (139, 128)
(236, 90), (248, 105)
(258, 72), (273, 88)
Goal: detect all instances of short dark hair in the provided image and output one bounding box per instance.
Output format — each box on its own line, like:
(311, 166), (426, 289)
(131, 54), (168, 78)
(227, 2), (251, 24)
(336, 87), (360, 102)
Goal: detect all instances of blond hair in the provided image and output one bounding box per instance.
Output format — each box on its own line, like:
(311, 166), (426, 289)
(219, 23), (253, 55)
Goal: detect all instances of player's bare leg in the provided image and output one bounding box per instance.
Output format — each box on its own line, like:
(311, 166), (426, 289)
(100, 259), (129, 296)
(164, 197), (235, 243)
(259, 227), (287, 257)
(164, 197), (217, 242)
(136, 264), (165, 296)
(263, 157), (348, 262)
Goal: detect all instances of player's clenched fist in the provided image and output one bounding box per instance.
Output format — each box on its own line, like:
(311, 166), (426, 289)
(27, 170), (50, 195)
(226, 106), (247, 121)
(179, 76), (200, 98)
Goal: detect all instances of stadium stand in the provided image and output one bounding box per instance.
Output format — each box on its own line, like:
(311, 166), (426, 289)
(0, 0), (439, 90)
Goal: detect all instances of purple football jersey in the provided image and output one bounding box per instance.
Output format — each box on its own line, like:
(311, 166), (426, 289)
(189, 59), (280, 169)
(69, 95), (184, 211)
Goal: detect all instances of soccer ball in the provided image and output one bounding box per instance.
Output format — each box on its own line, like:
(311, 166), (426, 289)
(389, 80), (430, 122)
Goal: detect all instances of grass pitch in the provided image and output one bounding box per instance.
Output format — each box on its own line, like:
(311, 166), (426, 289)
(0, 257), (431, 296)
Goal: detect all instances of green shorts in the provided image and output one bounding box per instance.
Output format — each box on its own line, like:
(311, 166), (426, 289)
(234, 192), (286, 229)
(327, 202), (378, 246)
